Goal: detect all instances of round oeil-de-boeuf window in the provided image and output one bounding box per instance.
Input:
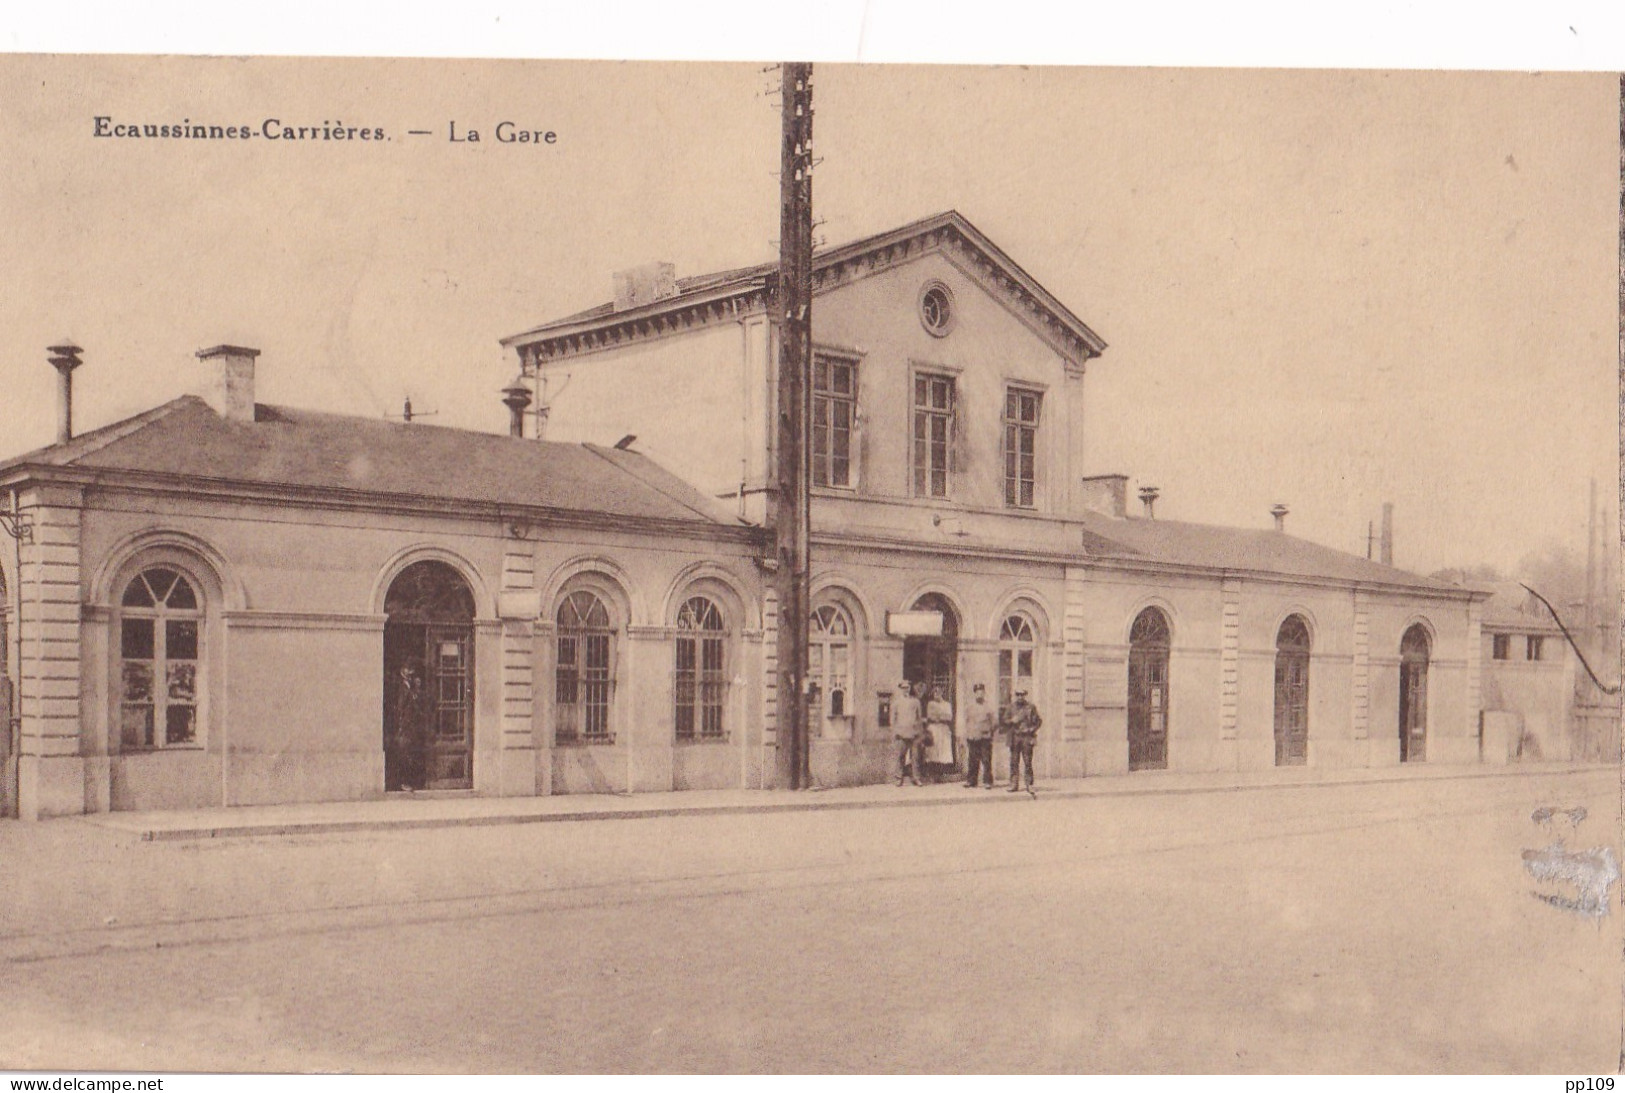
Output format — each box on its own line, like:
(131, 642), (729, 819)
(919, 282), (954, 336)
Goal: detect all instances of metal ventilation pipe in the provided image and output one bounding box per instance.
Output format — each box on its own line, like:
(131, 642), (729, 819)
(47, 343), (83, 444)
(1138, 486), (1159, 519)
(1271, 504), (1289, 531)
(501, 375), (533, 438)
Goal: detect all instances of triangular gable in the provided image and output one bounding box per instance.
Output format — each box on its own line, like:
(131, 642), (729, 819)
(502, 211), (1106, 369)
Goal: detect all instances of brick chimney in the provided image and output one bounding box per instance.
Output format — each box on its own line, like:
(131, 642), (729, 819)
(197, 345), (260, 423)
(612, 262), (677, 312)
(1078, 474), (1128, 518)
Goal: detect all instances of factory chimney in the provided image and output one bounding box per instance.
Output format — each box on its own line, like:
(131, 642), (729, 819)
(1379, 502), (1394, 566)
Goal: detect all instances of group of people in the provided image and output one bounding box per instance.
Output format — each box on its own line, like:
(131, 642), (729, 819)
(892, 680), (1042, 794)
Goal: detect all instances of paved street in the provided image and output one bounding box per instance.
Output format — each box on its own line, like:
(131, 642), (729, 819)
(1, 766), (1619, 1073)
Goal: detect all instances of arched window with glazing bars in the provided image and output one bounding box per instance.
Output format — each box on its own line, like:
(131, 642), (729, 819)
(810, 604), (853, 719)
(998, 613), (1037, 709)
(556, 590), (615, 744)
(119, 567), (202, 749)
(675, 596), (727, 740)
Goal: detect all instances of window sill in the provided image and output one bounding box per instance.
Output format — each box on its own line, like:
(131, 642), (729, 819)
(674, 735), (731, 746)
(118, 744), (206, 755)
(554, 736), (617, 748)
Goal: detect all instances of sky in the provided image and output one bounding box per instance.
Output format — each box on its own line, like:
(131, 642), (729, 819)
(0, 13), (1618, 578)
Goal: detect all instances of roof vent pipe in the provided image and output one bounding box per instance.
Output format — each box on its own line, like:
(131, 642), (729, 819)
(1138, 486), (1159, 519)
(47, 343), (83, 444)
(501, 375), (533, 438)
(1271, 504), (1289, 531)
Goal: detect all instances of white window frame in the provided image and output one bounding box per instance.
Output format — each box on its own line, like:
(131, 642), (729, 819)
(812, 351), (860, 491)
(117, 566), (205, 751)
(555, 589), (617, 745)
(911, 369), (956, 500)
(1003, 386), (1042, 509)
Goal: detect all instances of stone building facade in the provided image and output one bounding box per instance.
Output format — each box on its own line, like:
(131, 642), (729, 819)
(0, 212), (1492, 819)
(0, 349), (769, 819)
(503, 211), (1486, 787)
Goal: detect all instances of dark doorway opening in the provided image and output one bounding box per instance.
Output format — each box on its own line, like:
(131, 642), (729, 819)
(1274, 615), (1311, 766)
(1399, 624), (1430, 763)
(902, 592), (959, 779)
(1128, 607), (1171, 771)
(384, 560), (476, 791)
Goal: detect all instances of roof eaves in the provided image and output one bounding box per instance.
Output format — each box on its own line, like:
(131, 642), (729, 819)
(0, 395), (206, 476)
(500, 275), (771, 347)
(579, 443), (743, 527)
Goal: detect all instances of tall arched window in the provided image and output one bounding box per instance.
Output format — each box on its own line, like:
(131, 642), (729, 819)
(119, 567), (202, 749)
(998, 613), (1037, 709)
(1273, 615), (1312, 766)
(556, 590), (615, 744)
(810, 604), (853, 719)
(675, 596), (727, 740)
(1399, 624), (1431, 763)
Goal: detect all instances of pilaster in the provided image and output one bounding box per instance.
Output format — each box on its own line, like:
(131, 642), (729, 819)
(1062, 568), (1087, 755)
(762, 587), (779, 751)
(1352, 590), (1371, 740)
(1219, 577), (1240, 740)
(1465, 598), (1483, 752)
(495, 541), (539, 796)
(15, 483), (86, 820)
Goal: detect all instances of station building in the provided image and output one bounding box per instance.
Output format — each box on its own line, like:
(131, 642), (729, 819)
(0, 354), (769, 819)
(0, 211), (1487, 819)
(503, 211), (1486, 788)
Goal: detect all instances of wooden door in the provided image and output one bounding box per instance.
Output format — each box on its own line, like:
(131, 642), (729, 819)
(1399, 625), (1429, 763)
(1128, 609), (1171, 771)
(1274, 652), (1309, 765)
(425, 626), (474, 789)
(1400, 660), (1427, 762)
(1127, 646), (1168, 770)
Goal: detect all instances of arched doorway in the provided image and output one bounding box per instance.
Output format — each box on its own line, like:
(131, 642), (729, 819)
(384, 560), (476, 791)
(1127, 607), (1171, 771)
(1399, 624), (1430, 763)
(903, 592), (959, 776)
(1273, 615), (1311, 766)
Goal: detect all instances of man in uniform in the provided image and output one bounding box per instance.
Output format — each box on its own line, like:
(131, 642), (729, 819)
(1002, 687), (1042, 795)
(963, 682), (997, 788)
(894, 679), (925, 786)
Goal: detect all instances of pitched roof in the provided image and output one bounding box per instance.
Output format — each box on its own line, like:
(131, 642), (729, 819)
(501, 210), (1107, 358)
(1076, 512), (1463, 593)
(0, 396), (746, 529)
(1477, 581), (1564, 631)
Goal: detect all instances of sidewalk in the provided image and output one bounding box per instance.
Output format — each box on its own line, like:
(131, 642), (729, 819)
(71, 760), (1615, 841)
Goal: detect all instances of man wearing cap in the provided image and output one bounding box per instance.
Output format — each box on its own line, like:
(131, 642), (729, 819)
(963, 682), (997, 788)
(1001, 687), (1042, 794)
(894, 680), (925, 786)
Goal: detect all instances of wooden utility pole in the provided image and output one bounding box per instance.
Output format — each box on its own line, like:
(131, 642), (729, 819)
(773, 62), (814, 789)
